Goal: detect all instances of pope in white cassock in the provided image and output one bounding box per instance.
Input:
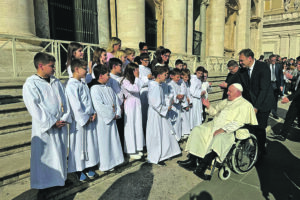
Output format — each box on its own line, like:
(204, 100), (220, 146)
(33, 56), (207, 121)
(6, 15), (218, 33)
(23, 52), (72, 189)
(177, 83), (258, 180)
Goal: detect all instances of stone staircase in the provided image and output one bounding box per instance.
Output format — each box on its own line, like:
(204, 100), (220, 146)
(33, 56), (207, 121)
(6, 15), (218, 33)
(0, 75), (226, 200)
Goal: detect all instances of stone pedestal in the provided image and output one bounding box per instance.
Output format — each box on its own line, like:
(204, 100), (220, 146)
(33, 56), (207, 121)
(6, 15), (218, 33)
(116, 0), (145, 48)
(207, 0), (225, 57)
(98, 0), (110, 47)
(164, 0), (187, 54)
(236, 0), (251, 53)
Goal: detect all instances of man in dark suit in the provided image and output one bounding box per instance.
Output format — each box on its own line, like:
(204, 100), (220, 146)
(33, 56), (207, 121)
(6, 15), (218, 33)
(238, 49), (276, 154)
(219, 60), (241, 99)
(269, 54), (284, 119)
(272, 60), (300, 141)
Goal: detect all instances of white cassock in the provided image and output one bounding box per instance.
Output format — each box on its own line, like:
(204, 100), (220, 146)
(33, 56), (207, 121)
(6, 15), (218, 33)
(107, 73), (124, 106)
(67, 65), (93, 84)
(23, 75), (72, 189)
(185, 96), (258, 162)
(190, 75), (203, 128)
(90, 83), (124, 171)
(121, 78), (145, 154)
(146, 81), (181, 164)
(180, 81), (191, 135)
(167, 80), (182, 141)
(139, 65), (152, 130)
(65, 78), (99, 173)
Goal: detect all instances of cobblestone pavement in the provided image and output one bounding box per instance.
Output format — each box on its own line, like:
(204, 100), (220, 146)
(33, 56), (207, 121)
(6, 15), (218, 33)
(66, 101), (300, 200)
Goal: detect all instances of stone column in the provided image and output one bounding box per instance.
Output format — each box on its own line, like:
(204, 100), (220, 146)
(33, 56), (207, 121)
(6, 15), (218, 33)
(0, 0), (36, 37)
(187, 0), (194, 55)
(200, 1), (208, 58)
(236, 0), (251, 52)
(207, 0), (225, 57)
(33, 0), (50, 39)
(155, 0), (164, 47)
(164, 0), (187, 54)
(116, 0), (145, 48)
(289, 33), (298, 58)
(110, 0), (117, 37)
(98, 0), (110, 47)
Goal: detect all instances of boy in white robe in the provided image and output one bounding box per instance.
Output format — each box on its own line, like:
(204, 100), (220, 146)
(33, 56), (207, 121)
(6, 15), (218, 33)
(65, 59), (99, 181)
(180, 69), (192, 137)
(146, 66), (181, 166)
(90, 64), (124, 171)
(190, 66), (206, 128)
(167, 68), (184, 141)
(23, 52), (72, 190)
(201, 69), (212, 122)
(107, 58), (125, 149)
(139, 53), (153, 131)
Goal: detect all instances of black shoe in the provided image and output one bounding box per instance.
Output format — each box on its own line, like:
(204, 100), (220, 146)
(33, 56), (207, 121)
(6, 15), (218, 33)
(177, 154), (197, 171)
(270, 132), (286, 141)
(157, 161), (166, 166)
(193, 164), (211, 181)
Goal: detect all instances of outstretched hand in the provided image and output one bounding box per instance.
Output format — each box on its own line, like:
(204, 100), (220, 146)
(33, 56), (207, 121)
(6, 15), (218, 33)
(202, 98), (210, 108)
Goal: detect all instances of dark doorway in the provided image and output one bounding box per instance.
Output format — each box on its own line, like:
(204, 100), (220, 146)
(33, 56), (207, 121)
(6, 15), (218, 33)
(145, 1), (157, 50)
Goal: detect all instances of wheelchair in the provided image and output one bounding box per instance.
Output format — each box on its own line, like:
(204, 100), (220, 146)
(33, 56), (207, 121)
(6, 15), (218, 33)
(209, 133), (258, 181)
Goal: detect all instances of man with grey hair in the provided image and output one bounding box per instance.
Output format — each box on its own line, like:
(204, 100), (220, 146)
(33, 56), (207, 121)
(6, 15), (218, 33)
(177, 83), (258, 180)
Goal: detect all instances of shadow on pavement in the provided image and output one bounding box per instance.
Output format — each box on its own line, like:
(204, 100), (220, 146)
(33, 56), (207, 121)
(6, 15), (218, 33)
(98, 162), (153, 200)
(256, 140), (300, 200)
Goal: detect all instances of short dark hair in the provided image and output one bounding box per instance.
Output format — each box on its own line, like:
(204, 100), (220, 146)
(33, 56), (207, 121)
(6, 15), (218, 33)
(175, 59), (183, 66)
(239, 48), (254, 59)
(269, 54), (276, 60)
(181, 68), (190, 76)
(108, 57), (122, 70)
(227, 60), (238, 68)
(139, 42), (147, 50)
(203, 69), (208, 74)
(140, 53), (150, 60)
(172, 68), (181, 76)
(195, 66), (205, 72)
(34, 52), (56, 69)
(93, 64), (110, 80)
(152, 65), (168, 78)
(71, 59), (87, 73)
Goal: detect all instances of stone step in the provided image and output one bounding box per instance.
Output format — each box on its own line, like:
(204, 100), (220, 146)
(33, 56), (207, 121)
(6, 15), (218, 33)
(0, 88), (23, 99)
(0, 129), (31, 157)
(0, 124), (32, 135)
(0, 150), (31, 187)
(0, 111), (31, 133)
(0, 102), (26, 114)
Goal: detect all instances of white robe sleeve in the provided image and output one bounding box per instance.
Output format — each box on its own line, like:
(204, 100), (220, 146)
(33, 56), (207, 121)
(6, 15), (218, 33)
(67, 65), (73, 78)
(121, 79), (141, 94)
(168, 82), (180, 104)
(58, 82), (72, 123)
(23, 82), (58, 133)
(91, 87), (116, 125)
(148, 84), (168, 117)
(66, 83), (90, 127)
(206, 99), (227, 117)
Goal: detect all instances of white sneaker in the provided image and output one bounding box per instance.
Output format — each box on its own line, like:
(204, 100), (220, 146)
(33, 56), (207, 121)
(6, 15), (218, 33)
(129, 154), (141, 160)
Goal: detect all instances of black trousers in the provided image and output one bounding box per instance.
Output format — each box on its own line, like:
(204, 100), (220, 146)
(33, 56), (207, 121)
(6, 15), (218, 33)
(271, 82), (280, 115)
(280, 100), (300, 137)
(254, 111), (270, 152)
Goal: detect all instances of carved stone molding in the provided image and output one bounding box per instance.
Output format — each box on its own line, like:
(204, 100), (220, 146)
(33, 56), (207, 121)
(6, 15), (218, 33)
(295, 0), (300, 10)
(201, 0), (210, 6)
(284, 0), (291, 12)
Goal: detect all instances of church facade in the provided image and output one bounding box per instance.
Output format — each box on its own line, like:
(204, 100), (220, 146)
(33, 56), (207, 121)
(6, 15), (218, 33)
(262, 0), (300, 59)
(0, 0), (264, 79)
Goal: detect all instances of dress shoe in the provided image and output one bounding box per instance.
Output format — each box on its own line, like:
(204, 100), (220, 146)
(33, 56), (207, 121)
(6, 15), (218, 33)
(157, 161), (166, 166)
(193, 163), (211, 181)
(177, 154), (197, 171)
(270, 132), (286, 141)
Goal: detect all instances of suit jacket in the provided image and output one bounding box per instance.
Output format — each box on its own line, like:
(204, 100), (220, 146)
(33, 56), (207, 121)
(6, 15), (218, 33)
(269, 63), (284, 89)
(288, 73), (300, 103)
(239, 61), (276, 112)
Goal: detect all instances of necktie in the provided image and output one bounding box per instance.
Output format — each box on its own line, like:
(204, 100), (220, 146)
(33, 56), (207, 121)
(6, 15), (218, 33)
(248, 68), (251, 78)
(272, 64), (276, 81)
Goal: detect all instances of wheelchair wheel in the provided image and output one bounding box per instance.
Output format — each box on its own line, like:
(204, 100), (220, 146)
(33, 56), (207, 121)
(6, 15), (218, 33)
(231, 134), (258, 174)
(218, 166), (231, 181)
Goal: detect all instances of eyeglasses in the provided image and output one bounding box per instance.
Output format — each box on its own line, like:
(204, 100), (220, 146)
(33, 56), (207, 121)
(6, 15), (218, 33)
(163, 54), (170, 58)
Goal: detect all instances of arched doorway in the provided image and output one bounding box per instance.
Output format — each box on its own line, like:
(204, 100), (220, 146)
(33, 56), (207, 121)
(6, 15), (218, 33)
(145, 0), (157, 50)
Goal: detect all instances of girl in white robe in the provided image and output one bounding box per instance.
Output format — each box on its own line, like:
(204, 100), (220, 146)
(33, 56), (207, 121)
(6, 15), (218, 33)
(146, 67), (181, 165)
(90, 80), (124, 171)
(65, 77), (99, 179)
(180, 69), (192, 136)
(120, 63), (145, 158)
(23, 74), (72, 189)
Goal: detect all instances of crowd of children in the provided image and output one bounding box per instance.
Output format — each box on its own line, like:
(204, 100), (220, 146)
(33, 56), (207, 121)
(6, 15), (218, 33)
(23, 39), (212, 191)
